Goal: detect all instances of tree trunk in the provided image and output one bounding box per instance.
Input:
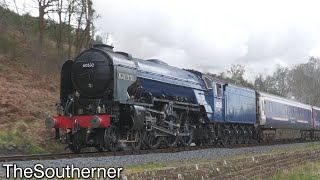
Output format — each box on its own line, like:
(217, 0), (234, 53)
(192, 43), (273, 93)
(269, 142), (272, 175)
(38, 4), (45, 46)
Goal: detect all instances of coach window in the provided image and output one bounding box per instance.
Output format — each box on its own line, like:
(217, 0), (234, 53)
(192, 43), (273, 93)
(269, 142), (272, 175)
(269, 102), (272, 112)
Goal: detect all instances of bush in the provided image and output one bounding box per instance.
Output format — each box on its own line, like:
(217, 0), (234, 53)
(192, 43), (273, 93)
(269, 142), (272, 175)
(0, 32), (23, 60)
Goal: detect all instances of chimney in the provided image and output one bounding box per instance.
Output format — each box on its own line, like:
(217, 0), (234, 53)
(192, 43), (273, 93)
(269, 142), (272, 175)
(92, 44), (114, 52)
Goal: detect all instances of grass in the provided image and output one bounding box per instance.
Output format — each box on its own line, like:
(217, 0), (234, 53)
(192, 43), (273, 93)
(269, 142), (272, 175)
(304, 143), (320, 149)
(270, 161), (320, 180)
(0, 132), (45, 154)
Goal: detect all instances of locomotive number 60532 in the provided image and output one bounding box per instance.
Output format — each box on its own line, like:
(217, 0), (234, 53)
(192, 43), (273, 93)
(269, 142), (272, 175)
(82, 63), (95, 68)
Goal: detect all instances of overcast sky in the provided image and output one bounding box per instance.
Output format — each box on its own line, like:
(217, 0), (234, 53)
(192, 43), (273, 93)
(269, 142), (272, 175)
(9, 0), (320, 80)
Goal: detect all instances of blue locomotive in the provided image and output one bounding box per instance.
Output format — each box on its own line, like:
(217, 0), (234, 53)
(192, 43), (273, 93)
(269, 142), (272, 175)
(45, 44), (320, 153)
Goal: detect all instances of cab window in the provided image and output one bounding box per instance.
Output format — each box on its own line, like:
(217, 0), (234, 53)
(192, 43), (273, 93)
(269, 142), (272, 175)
(203, 75), (213, 89)
(215, 84), (222, 97)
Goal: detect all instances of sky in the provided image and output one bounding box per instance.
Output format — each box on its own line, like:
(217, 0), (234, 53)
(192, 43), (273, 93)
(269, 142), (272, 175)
(7, 0), (320, 81)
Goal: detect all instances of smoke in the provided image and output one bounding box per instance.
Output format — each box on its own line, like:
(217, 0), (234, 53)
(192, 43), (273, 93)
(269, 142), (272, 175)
(94, 0), (320, 80)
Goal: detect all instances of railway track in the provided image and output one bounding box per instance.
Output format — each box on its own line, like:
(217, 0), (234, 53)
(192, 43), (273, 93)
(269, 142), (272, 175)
(0, 146), (208, 163)
(0, 140), (317, 163)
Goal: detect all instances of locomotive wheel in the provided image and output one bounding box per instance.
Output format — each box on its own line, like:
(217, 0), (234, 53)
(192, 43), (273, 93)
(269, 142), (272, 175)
(104, 126), (119, 152)
(258, 131), (266, 144)
(181, 135), (193, 147)
(141, 131), (149, 149)
(180, 115), (193, 146)
(229, 138), (236, 145)
(95, 147), (104, 152)
(67, 131), (82, 153)
(195, 140), (202, 146)
(147, 130), (162, 149)
(244, 138), (249, 144)
(95, 145), (104, 152)
(165, 135), (179, 148)
(70, 145), (81, 153)
(228, 126), (236, 145)
(243, 135), (249, 144)
(131, 131), (142, 151)
(220, 125), (230, 147)
(243, 126), (250, 144)
(202, 137), (210, 146)
(194, 138), (209, 146)
(164, 112), (179, 148)
(236, 126), (244, 144)
(220, 136), (229, 146)
(236, 136), (243, 144)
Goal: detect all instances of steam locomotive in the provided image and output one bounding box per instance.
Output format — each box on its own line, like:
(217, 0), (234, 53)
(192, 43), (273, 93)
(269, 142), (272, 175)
(45, 44), (320, 153)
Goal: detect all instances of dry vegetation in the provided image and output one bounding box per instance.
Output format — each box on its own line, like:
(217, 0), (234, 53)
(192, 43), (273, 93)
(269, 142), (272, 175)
(0, 3), (97, 154)
(0, 54), (63, 154)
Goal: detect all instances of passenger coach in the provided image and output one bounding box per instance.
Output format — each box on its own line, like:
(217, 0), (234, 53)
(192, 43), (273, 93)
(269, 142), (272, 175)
(257, 92), (312, 141)
(312, 106), (320, 139)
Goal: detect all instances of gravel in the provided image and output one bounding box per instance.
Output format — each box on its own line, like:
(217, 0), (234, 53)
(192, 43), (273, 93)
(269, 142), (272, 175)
(1, 141), (320, 177)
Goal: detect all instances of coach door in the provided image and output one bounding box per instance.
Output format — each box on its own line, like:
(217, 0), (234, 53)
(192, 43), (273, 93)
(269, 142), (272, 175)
(213, 82), (224, 122)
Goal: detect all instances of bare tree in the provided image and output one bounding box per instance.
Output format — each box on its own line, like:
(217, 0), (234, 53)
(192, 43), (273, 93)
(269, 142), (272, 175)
(66, 0), (75, 58)
(74, 0), (97, 54)
(12, 0), (28, 38)
(84, 0), (94, 48)
(48, 0), (98, 59)
(272, 67), (289, 96)
(35, 0), (56, 45)
(227, 64), (246, 85)
(0, 0), (8, 8)
(254, 67), (289, 97)
(253, 57), (320, 106)
(74, 0), (84, 54)
(288, 57), (320, 106)
(254, 74), (267, 91)
(52, 0), (64, 58)
(0, 0), (8, 27)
